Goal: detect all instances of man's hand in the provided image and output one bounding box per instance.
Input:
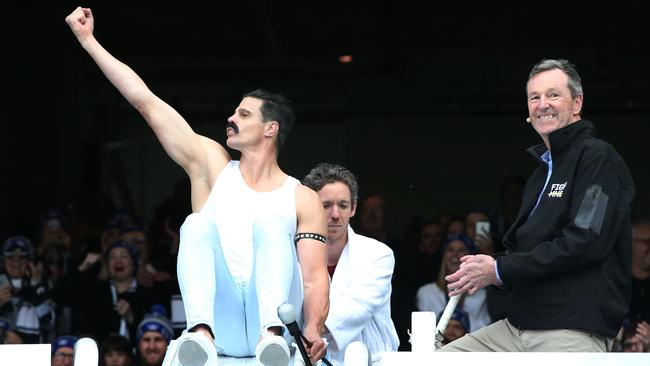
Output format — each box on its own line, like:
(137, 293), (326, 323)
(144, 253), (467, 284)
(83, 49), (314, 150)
(303, 329), (327, 363)
(0, 285), (12, 307)
(445, 254), (499, 296)
(474, 233), (495, 256)
(78, 252), (102, 273)
(28, 262), (43, 285)
(114, 299), (134, 324)
(65, 7), (94, 41)
(137, 267), (155, 288)
(633, 321), (650, 352)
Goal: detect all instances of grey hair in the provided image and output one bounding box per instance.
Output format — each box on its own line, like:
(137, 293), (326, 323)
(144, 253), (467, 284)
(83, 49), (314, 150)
(528, 59), (583, 99)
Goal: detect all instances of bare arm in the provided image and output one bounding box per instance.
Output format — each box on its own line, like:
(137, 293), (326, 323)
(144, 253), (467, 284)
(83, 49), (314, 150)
(295, 185), (329, 362)
(65, 7), (229, 182)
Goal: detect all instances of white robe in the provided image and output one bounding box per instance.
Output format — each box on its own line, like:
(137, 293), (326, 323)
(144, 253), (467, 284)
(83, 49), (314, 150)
(324, 227), (399, 365)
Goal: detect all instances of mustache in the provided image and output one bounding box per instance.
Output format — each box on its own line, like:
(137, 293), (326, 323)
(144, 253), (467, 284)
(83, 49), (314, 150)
(226, 122), (239, 134)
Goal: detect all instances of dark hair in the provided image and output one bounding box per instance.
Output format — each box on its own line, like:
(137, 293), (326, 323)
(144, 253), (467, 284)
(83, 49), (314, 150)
(448, 308), (471, 333)
(104, 240), (141, 274)
(463, 205), (498, 231)
(303, 163), (359, 205)
(243, 89), (296, 150)
(101, 334), (133, 364)
(39, 208), (69, 232)
(121, 220), (148, 237)
(528, 59), (583, 99)
(442, 234), (478, 255)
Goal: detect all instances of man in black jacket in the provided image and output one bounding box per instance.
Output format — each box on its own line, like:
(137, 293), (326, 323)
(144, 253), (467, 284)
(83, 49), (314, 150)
(442, 59), (635, 352)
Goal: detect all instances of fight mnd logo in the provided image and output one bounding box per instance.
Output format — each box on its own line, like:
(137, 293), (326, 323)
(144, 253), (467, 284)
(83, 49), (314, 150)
(548, 182), (568, 198)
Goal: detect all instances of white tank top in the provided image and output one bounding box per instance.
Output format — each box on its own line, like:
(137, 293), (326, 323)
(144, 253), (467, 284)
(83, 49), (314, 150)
(200, 160), (299, 285)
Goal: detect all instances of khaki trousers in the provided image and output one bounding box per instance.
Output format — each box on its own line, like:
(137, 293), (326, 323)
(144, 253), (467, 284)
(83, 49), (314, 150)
(440, 319), (611, 352)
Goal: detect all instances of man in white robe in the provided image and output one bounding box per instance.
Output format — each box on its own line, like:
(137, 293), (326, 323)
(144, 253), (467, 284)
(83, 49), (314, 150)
(303, 164), (399, 365)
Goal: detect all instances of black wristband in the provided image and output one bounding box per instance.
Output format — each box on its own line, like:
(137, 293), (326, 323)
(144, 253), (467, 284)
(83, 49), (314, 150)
(294, 232), (327, 245)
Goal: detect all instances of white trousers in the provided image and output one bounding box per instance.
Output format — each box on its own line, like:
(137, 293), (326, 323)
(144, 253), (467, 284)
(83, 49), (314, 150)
(177, 212), (303, 356)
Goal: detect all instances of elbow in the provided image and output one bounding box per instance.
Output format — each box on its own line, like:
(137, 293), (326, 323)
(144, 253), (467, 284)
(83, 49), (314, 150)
(132, 95), (152, 116)
(128, 89), (157, 117)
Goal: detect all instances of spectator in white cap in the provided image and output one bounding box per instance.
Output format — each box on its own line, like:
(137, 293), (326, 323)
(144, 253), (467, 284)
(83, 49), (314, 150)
(137, 304), (173, 366)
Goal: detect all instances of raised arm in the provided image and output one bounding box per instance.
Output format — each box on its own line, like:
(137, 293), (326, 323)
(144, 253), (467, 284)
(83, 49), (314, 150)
(295, 185), (330, 362)
(65, 7), (229, 187)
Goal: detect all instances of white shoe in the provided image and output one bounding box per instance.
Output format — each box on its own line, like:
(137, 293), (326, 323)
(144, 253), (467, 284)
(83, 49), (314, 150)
(255, 334), (290, 366)
(165, 332), (219, 366)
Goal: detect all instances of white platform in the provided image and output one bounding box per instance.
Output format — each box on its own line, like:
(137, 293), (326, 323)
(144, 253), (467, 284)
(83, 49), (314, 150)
(0, 345), (289, 366)
(0, 344), (50, 365)
(184, 351), (650, 366)
(2, 343), (649, 365)
(380, 351), (650, 366)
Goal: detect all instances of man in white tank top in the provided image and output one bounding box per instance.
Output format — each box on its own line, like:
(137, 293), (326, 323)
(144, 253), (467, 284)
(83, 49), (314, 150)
(66, 7), (330, 366)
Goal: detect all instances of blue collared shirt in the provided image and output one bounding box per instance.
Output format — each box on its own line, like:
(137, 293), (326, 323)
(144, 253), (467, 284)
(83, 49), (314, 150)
(530, 150), (553, 217)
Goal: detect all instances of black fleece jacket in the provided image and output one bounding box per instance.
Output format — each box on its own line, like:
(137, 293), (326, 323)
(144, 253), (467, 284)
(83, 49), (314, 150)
(497, 119), (635, 338)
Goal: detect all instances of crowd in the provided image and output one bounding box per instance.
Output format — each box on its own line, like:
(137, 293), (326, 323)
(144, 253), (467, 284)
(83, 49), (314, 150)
(1, 173), (648, 365)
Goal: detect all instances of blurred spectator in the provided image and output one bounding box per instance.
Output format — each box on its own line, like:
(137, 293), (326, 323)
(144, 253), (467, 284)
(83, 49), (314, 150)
(413, 220), (446, 288)
(122, 222), (156, 288)
(122, 222), (172, 287)
(612, 218), (650, 353)
(92, 211), (140, 282)
(136, 305), (173, 366)
(391, 217), (447, 351)
(0, 236), (55, 343)
(416, 234), (492, 332)
(148, 177), (191, 264)
(613, 319), (650, 352)
(51, 335), (78, 366)
(496, 176), (526, 241)
(121, 222), (177, 314)
(37, 209), (73, 286)
(629, 218), (650, 323)
(464, 206), (511, 322)
(464, 206), (498, 256)
(64, 240), (145, 341)
(0, 316), (23, 344)
(446, 217), (465, 236)
(102, 211), (137, 254)
(101, 334), (134, 366)
(433, 210), (455, 229)
(440, 308), (470, 347)
(357, 194), (399, 248)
